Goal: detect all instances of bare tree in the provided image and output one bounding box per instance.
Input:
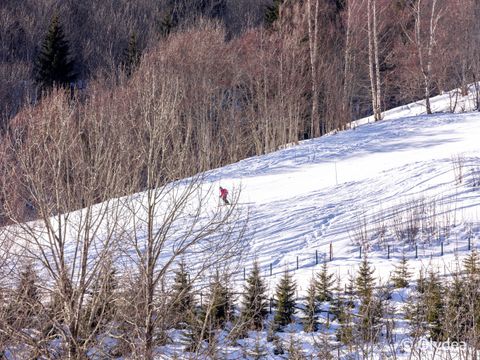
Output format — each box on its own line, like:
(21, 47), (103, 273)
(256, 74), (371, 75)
(0, 91), (127, 358)
(342, 0), (358, 124)
(404, 0), (445, 114)
(307, 0), (320, 138)
(112, 65), (247, 359)
(367, 0), (383, 121)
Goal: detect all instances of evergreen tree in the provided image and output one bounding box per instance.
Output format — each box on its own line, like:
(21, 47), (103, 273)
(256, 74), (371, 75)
(356, 292), (384, 343)
(183, 309), (204, 352)
(314, 332), (334, 360)
(268, 327), (285, 355)
(15, 262), (40, 310)
(264, 0), (284, 28)
(42, 270), (73, 338)
(34, 14), (76, 91)
(303, 277), (318, 332)
(460, 252), (480, 339)
(463, 250), (480, 276)
(273, 269), (296, 329)
(315, 261), (335, 302)
(240, 261), (268, 330)
(287, 336), (306, 360)
(197, 0), (227, 19)
(355, 257), (376, 299)
(422, 270), (445, 341)
(159, 13), (177, 37)
(345, 273), (356, 308)
(416, 269), (426, 294)
(335, 296), (354, 346)
(391, 254), (412, 288)
(405, 293), (427, 338)
(355, 258), (383, 343)
(170, 260), (195, 327)
(406, 271), (429, 338)
(248, 335), (268, 359)
(205, 272), (233, 329)
(462, 269), (480, 342)
(330, 277), (344, 321)
(122, 33), (141, 77)
(444, 272), (468, 342)
(332, 0), (346, 12)
(184, 272), (232, 350)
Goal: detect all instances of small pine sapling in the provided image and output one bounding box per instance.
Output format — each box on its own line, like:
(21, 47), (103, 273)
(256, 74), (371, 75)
(122, 33), (141, 77)
(356, 257), (376, 300)
(240, 261), (268, 330)
(463, 250), (480, 276)
(316, 261), (335, 302)
(7, 262), (41, 329)
(303, 277), (318, 332)
(422, 270), (445, 341)
(287, 336), (306, 360)
(170, 259), (195, 327)
(205, 272), (234, 329)
(391, 254), (412, 288)
(444, 272), (468, 342)
(314, 331), (334, 360)
(273, 269), (297, 330)
(355, 258), (383, 342)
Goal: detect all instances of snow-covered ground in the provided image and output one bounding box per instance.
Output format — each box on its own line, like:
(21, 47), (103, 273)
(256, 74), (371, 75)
(209, 89), (480, 295)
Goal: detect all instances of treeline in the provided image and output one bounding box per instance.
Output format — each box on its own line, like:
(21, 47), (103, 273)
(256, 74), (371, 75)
(0, 0), (268, 125)
(2, 0), (480, 129)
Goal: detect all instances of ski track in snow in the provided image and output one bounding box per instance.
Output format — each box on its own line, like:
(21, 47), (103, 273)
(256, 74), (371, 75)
(204, 108), (480, 293)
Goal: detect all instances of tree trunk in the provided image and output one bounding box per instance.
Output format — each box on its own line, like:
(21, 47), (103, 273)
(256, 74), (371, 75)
(415, 0), (442, 115)
(373, 0), (382, 120)
(425, 0), (433, 114)
(367, 0), (381, 122)
(308, 0), (320, 138)
(342, 0), (355, 127)
(143, 194), (156, 360)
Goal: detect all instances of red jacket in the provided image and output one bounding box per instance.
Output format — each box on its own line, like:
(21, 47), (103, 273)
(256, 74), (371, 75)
(220, 188), (228, 198)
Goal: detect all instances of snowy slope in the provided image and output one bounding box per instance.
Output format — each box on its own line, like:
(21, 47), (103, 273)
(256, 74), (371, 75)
(148, 88), (480, 359)
(204, 90), (480, 296)
(12, 87), (479, 293)
(6, 87), (480, 359)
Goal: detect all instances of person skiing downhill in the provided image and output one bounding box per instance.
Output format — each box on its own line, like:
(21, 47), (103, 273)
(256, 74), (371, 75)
(219, 186), (230, 205)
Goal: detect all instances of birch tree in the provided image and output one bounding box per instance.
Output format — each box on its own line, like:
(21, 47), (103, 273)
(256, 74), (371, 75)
(367, 0), (382, 121)
(404, 0), (444, 114)
(342, 0), (363, 127)
(307, 0), (321, 138)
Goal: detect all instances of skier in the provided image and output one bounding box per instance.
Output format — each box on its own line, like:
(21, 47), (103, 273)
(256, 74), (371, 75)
(219, 186), (230, 205)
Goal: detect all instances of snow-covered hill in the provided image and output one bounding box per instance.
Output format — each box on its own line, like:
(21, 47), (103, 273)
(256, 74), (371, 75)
(156, 88), (479, 359)
(208, 90), (480, 295)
